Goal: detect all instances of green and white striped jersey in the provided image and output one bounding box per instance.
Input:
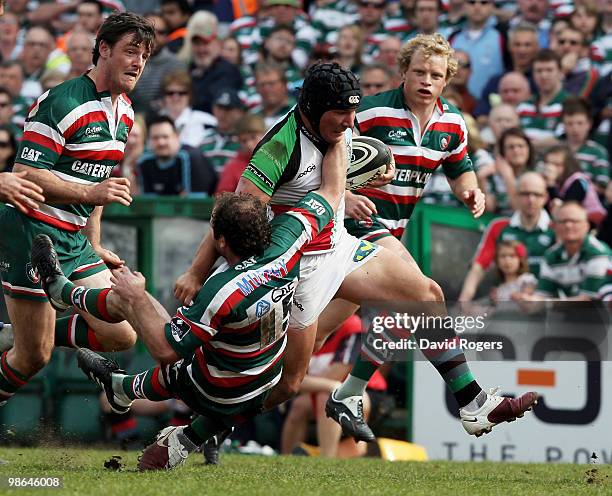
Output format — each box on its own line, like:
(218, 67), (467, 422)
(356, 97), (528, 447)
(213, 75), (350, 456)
(164, 192), (332, 405)
(517, 89), (570, 142)
(575, 140), (610, 188)
(353, 88), (473, 238)
(15, 75), (133, 231)
(199, 128), (241, 175)
(537, 234), (611, 298)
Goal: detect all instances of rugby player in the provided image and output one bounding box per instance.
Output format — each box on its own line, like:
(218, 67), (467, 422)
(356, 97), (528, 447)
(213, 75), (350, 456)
(0, 171), (45, 213)
(325, 34), (538, 440)
(31, 138), (349, 471)
(0, 13), (154, 405)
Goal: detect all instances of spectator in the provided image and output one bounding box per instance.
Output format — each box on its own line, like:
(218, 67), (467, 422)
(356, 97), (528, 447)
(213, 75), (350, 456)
(137, 115), (217, 196)
(497, 71), (531, 108)
(480, 103), (520, 150)
(384, 0), (414, 39)
(554, 25), (599, 98)
(161, 0), (192, 54)
(356, 0), (389, 63)
(115, 115), (146, 196)
(542, 145), (607, 225)
(482, 127), (535, 214)
(548, 16), (570, 52)
(252, 62), (296, 130)
(0, 125), (17, 173)
(406, 0), (444, 41)
(215, 114), (267, 194)
(375, 35), (402, 81)
(570, 3), (599, 43)
(0, 60), (30, 130)
(66, 31), (94, 79)
(260, 24), (301, 86)
(460, 171), (554, 301)
(0, 86), (22, 138)
(440, 0), (467, 31)
(221, 36), (242, 66)
(561, 97), (610, 193)
(331, 25), (364, 74)
(590, 0), (612, 78)
(517, 49), (569, 150)
(449, 50), (477, 115)
(40, 69), (66, 92)
(360, 62), (395, 97)
(490, 240), (537, 305)
(0, 12), (22, 61)
(476, 22), (539, 117)
(56, 0), (104, 53)
(181, 11), (243, 114)
(589, 72), (611, 156)
(20, 25), (57, 101)
(515, 202), (610, 302)
(450, 0), (505, 101)
(598, 181), (612, 247)
(159, 70), (217, 148)
(511, 0), (551, 48)
(130, 12), (185, 116)
(200, 89), (245, 174)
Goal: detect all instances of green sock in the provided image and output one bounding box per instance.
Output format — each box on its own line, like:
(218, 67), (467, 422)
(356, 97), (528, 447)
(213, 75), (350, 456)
(52, 278), (120, 323)
(334, 355), (377, 400)
(119, 366), (172, 401)
(186, 415), (227, 445)
(54, 315), (104, 350)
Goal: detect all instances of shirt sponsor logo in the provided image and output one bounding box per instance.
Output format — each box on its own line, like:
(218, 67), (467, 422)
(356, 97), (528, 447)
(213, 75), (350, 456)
(296, 164), (317, 179)
(72, 160), (114, 179)
(85, 126), (103, 137)
(236, 259), (289, 296)
(170, 316), (190, 342)
(395, 169), (432, 183)
(256, 299), (271, 318)
(388, 129), (408, 140)
(246, 163), (274, 189)
(348, 95), (360, 105)
(305, 197), (326, 215)
(271, 281), (295, 303)
(20, 147), (42, 162)
(235, 257), (257, 270)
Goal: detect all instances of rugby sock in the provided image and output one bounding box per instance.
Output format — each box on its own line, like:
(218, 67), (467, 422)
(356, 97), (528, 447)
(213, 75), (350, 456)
(0, 351), (29, 403)
(420, 332), (484, 408)
(185, 415), (227, 446)
(54, 315), (105, 351)
(49, 276), (121, 323)
(334, 359), (374, 400)
(118, 366), (172, 402)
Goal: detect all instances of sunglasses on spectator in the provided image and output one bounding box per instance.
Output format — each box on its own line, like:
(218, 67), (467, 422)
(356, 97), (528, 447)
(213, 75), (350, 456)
(359, 1), (385, 8)
(165, 90), (188, 96)
(467, 0), (491, 4)
(0, 141), (11, 148)
(518, 191), (545, 197)
(0, 102), (10, 108)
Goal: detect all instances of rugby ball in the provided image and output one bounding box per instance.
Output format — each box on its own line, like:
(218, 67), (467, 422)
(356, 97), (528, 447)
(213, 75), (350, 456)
(347, 136), (391, 190)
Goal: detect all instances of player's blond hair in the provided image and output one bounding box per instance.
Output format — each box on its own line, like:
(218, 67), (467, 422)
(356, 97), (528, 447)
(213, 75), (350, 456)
(397, 33), (458, 81)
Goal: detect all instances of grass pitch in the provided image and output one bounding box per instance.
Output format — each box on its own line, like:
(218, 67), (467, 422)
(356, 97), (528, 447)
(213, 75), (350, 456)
(0, 447), (609, 496)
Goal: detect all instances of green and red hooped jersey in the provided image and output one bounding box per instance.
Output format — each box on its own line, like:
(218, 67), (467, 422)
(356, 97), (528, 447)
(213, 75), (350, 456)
(15, 75), (133, 231)
(354, 88), (474, 239)
(164, 192), (333, 405)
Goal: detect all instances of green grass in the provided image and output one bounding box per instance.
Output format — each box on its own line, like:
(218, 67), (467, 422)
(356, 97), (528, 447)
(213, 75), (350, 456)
(0, 447), (609, 496)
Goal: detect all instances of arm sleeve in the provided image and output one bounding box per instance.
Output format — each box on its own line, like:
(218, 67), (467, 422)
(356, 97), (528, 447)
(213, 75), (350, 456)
(536, 259), (558, 297)
(164, 301), (222, 359)
(282, 191), (334, 243)
(441, 118), (475, 179)
(579, 255), (609, 297)
(16, 93), (67, 170)
(241, 134), (292, 196)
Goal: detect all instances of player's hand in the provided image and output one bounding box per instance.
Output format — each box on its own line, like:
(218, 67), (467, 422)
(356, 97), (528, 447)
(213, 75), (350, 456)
(110, 266), (146, 303)
(0, 171), (45, 213)
(345, 190), (377, 221)
(367, 148), (395, 187)
(85, 177), (132, 206)
(462, 188), (485, 218)
(94, 246), (125, 269)
(174, 270), (202, 306)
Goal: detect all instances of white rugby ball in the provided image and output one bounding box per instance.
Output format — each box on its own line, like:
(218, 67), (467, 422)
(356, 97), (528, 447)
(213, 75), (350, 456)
(347, 136), (391, 190)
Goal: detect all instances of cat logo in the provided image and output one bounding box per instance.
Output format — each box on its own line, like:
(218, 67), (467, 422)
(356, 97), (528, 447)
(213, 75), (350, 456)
(440, 134), (450, 151)
(353, 240), (377, 262)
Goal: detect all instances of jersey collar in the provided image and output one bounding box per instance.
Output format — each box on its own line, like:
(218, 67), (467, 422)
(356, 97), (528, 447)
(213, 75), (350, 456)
(510, 208), (551, 231)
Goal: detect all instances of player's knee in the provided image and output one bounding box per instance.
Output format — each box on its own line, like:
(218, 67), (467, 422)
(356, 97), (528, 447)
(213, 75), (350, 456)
(101, 323), (137, 351)
(25, 347), (52, 374)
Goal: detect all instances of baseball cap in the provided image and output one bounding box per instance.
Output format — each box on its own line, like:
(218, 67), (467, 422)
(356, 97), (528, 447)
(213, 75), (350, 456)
(213, 89), (244, 109)
(189, 11), (218, 42)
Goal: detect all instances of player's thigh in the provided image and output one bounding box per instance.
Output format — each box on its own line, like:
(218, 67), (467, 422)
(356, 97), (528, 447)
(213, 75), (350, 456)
(4, 296), (55, 366)
(73, 268), (136, 348)
(336, 246), (439, 303)
(375, 235), (419, 269)
(315, 299), (360, 350)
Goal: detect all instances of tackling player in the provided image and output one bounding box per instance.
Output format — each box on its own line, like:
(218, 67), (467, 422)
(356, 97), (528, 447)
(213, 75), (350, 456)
(31, 139), (348, 471)
(0, 13), (154, 406)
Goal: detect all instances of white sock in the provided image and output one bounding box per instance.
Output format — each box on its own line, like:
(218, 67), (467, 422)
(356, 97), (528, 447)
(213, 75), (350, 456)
(334, 374), (368, 400)
(111, 373), (133, 406)
(464, 390), (487, 412)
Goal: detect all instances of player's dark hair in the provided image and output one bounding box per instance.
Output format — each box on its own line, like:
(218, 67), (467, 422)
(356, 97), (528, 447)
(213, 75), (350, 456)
(161, 0), (193, 15)
(499, 127), (535, 169)
(78, 0), (104, 15)
(92, 12), (155, 65)
(212, 193), (272, 259)
(147, 114), (177, 133)
(533, 48), (562, 69)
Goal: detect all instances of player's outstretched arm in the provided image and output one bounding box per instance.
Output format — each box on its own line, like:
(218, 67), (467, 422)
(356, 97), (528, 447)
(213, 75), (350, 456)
(449, 170), (486, 218)
(0, 171), (45, 213)
(315, 140), (348, 213)
(12, 164), (132, 206)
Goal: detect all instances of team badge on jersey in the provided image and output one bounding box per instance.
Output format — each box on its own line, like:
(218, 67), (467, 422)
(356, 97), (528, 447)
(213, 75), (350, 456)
(440, 134), (450, 151)
(25, 263), (40, 284)
(170, 316), (190, 342)
(353, 240), (377, 262)
(256, 300), (271, 318)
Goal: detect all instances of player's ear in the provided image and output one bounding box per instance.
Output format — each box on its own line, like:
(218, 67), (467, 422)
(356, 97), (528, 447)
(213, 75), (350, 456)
(98, 40), (112, 59)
